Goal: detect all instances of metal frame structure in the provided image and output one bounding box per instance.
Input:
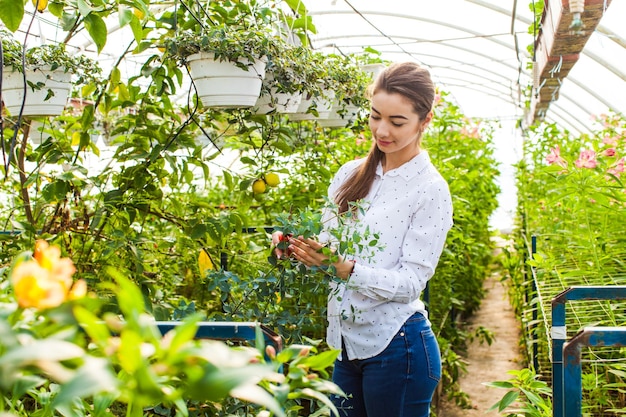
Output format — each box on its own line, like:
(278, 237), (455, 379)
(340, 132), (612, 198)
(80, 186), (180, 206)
(551, 286), (626, 417)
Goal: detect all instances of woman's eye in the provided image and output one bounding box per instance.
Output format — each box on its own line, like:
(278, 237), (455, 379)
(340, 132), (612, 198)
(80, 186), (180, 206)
(392, 122), (404, 127)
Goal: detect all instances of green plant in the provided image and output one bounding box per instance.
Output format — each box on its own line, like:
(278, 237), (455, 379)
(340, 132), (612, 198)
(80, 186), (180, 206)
(486, 368), (552, 417)
(0, 240), (344, 416)
(507, 112), (626, 413)
(324, 54), (371, 108)
(163, 0), (289, 67)
(261, 44), (318, 96)
(164, 25), (281, 67)
(0, 30), (102, 85)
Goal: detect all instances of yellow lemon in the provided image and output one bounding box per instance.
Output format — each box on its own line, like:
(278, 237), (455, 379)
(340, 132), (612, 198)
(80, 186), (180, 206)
(32, 0), (48, 12)
(252, 179), (267, 194)
(265, 172), (280, 187)
(198, 249), (215, 274)
(133, 7), (145, 19)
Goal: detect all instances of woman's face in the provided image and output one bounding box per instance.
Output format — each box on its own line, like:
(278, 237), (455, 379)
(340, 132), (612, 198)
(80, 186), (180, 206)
(369, 91), (431, 158)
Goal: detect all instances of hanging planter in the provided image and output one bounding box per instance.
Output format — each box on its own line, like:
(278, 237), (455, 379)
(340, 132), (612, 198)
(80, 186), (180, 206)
(0, 30), (102, 118)
(2, 68), (72, 117)
(317, 103), (361, 128)
(288, 91), (335, 121)
(187, 52), (267, 108)
(314, 55), (371, 126)
(164, 24), (288, 109)
(252, 45), (317, 115)
(253, 88), (302, 114)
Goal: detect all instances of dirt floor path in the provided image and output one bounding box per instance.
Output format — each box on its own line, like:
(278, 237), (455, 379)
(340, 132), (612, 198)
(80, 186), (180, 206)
(437, 265), (523, 416)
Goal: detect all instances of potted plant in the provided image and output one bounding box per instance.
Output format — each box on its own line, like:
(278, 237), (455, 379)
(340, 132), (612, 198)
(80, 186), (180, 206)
(1, 30), (102, 117)
(252, 44), (311, 115)
(287, 51), (337, 121)
(317, 55), (372, 128)
(164, 24), (285, 108)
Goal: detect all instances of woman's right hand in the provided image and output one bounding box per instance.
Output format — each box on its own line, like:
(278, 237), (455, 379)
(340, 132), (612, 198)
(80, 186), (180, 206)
(271, 231), (292, 259)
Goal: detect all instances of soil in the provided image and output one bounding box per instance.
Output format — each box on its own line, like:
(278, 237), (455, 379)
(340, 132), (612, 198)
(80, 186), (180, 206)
(436, 255), (523, 416)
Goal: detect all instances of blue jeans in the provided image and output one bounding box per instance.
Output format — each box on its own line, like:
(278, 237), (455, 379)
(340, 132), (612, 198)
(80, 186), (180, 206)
(331, 313), (441, 417)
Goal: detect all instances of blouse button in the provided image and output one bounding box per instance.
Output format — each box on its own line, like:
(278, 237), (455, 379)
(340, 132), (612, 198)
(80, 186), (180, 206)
(400, 332), (405, 337)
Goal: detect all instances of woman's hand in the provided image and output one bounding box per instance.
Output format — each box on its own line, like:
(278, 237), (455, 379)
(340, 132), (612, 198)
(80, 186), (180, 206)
(288, 236), (355, 280)
(271, 231), (292, 259)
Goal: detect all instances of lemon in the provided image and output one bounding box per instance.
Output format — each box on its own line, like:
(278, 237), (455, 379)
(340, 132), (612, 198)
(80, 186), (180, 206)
(252, 179), (266, 194)
(32, 0), (48, 12)
(198, 249), (215, 274)
(133, 7), (145, 19)
(265, 172), (280, 187)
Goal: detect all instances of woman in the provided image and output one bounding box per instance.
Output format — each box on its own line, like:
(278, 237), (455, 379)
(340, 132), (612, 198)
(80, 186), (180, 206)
(281, 62), (453, 417)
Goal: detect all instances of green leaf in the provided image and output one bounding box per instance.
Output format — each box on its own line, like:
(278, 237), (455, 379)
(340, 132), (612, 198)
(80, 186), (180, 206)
(186, 363), (274, 402)
(41, 180), (70, 203)
(0, 339), (84, 366)
(497, 390), (519, 412)
(231, 384), (285, 417)
(301, 349), (340, 371)
(118, 6), (133, 27)
(10, 374), (46, 398)
(297, 387), (339, 416)
(83, 13), (108, 53)
(484, 380), (515, 389)
(166, 315), (203, 355)
(0, 0), (24, 32)
(106, 267), (146, 320)
(52, 357), (118, 412)
(129, 15), (144, 43)
(73, 305), (112, 344)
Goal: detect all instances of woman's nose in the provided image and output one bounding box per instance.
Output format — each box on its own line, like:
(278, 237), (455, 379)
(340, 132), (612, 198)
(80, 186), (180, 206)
(375, 122), (390, 138)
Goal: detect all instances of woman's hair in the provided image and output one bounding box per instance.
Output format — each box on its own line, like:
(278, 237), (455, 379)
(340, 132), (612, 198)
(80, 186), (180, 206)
(334, 62), (435, 214)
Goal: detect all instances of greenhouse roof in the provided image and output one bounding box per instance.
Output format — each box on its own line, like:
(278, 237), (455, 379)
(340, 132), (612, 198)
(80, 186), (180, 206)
(4, 0), (625, 135)
(303, 0), (625, 135)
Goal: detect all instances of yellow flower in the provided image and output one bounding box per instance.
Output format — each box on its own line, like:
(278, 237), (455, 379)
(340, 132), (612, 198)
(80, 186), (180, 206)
(11, 240), (85, 310)
(12, 260), (69, 309)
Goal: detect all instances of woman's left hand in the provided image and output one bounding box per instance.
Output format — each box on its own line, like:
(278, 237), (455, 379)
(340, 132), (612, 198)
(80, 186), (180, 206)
(287, 236), (328, 268)
(288, 237), (355, 280)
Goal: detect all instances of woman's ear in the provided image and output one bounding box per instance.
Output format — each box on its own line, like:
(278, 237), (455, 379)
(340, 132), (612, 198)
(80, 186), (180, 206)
(422, 111), (434, 127)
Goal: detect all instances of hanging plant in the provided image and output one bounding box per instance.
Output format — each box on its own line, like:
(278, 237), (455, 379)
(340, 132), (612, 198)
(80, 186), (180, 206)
(0, 31), (102, 117)
(164, 26), (288, 108)
(1, 30), (102, 84)
(316, 55), (372, 127)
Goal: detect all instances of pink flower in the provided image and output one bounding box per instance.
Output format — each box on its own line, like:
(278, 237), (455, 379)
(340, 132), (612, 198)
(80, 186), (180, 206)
(575, 150), (597, 169)
(603, 136), (618, 146)
(546, 146), (567, 168)
(433, 93), (441, 106)
(607, 157), (625, 177)
(603, 148), (616, 157)
(460, 126), (480, 139)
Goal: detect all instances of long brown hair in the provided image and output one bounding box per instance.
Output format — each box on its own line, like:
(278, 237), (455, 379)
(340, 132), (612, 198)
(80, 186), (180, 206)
(335, 62), (436, 213)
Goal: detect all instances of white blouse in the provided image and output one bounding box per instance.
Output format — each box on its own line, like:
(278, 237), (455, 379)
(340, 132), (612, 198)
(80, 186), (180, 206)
(321, 151), (453, 360)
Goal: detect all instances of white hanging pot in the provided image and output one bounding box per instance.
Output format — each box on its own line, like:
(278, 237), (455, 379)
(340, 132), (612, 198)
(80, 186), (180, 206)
(317, 103), (361, 128)
(288, 90), (335, 121)
(1, 67), (72, 117)
(254, 88), (302, 114)
(187, 52), (267, 108)
(28, 120), (47, 144)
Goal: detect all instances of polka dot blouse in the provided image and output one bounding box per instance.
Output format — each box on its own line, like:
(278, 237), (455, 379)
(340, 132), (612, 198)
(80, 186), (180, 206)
(321, 151), (453, 361)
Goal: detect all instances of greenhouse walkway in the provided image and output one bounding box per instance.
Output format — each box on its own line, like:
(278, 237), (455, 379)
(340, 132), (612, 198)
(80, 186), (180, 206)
(438, 237), (522, 417)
